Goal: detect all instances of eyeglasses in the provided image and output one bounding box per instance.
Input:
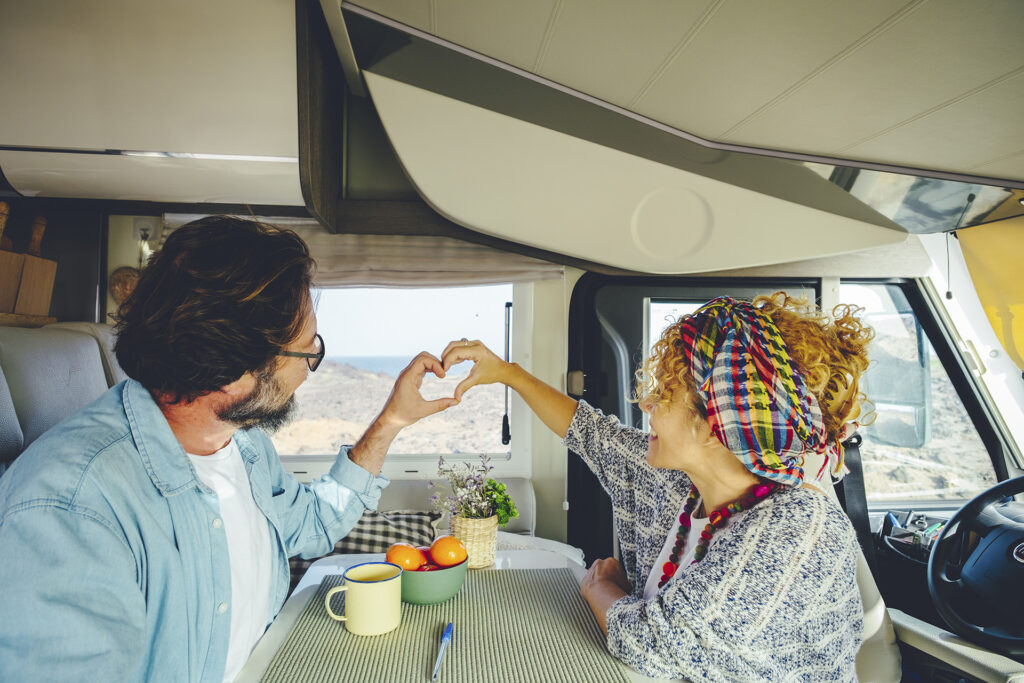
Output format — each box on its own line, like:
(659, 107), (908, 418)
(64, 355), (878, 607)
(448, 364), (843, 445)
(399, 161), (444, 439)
(278, 333), (325, 372)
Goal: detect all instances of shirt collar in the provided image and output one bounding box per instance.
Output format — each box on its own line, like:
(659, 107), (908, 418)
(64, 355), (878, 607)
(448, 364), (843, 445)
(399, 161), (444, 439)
(122, 379), (260, 496)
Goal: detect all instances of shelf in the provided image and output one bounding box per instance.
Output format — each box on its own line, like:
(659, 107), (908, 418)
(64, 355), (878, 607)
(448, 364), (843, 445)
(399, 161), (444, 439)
(0, 311), (56, 328)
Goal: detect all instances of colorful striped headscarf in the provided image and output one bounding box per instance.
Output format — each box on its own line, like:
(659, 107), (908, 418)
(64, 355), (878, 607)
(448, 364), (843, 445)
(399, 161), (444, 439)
(678, 297), (838, 487)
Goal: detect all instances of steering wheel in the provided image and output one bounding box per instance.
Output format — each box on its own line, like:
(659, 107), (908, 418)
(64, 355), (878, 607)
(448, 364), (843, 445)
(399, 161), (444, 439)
(927, 474), (1024, 656)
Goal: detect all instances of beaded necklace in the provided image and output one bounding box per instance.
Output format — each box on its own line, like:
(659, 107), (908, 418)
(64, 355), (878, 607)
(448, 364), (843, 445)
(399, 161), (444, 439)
(657, 480), (778, 588)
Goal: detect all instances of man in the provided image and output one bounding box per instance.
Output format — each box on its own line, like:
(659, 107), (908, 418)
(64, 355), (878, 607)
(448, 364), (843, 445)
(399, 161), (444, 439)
(0, 216), (457, 681)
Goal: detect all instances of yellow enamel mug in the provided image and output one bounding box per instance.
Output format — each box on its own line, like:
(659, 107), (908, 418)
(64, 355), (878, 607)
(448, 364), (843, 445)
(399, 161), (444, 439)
(324, 562), (403, 636)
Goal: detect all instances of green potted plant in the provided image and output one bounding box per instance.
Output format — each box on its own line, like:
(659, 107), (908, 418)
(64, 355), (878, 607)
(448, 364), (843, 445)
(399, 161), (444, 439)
(431, 455), (518, 568)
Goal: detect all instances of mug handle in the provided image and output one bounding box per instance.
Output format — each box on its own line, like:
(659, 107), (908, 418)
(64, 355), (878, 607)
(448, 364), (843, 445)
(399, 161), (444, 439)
(324, 585), (348, 621)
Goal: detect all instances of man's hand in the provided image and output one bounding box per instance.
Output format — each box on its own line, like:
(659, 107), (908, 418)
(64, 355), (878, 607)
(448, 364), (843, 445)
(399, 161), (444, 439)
(349, 352), (458, 475)
(378, 352), (459, 428)
(440, 339), (512, 402)
(580, 557), (632, 636)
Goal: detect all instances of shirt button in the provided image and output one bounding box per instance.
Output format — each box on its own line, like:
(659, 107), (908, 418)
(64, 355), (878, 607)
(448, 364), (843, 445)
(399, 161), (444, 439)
(217, 602), (228, 614)
(212, 518), (223, 529)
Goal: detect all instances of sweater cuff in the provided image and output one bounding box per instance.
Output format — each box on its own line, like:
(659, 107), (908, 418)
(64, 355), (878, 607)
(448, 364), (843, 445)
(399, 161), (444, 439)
(603, 594), (638, 659)
(330, 446), (390, 511)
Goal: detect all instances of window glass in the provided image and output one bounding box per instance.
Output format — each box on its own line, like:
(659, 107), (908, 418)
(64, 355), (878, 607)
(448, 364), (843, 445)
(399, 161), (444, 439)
(270, 284), (513, 458)
(646, 300), (702, 353)
(639, 300), (704, 430)
(841, 283), (996, 503)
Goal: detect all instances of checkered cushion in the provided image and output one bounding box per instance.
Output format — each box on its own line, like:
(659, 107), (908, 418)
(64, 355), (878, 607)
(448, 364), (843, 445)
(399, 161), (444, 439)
(288, 509), (442, 592)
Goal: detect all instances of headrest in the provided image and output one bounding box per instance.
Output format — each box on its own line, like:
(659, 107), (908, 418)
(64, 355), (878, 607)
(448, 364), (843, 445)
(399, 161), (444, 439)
(0, 365), (23, 465)
(0, 326), (109, 456)
(46, 322), (128, 386)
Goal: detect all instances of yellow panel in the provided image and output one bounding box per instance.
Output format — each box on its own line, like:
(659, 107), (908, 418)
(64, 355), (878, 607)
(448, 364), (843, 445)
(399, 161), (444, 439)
(959, 217), (1024, 371)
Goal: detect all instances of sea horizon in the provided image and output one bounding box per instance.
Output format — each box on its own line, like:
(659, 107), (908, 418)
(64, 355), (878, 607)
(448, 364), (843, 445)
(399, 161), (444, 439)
(327, 355), (409, 377)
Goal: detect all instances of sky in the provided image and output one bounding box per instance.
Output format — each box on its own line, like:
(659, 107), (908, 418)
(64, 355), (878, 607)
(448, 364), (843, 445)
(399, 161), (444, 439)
(313, 284), (513, 357)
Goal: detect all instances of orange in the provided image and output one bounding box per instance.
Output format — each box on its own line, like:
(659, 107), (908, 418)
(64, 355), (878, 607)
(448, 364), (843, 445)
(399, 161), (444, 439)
(429, 535), (468, 568)
(385, 543), (428, 571)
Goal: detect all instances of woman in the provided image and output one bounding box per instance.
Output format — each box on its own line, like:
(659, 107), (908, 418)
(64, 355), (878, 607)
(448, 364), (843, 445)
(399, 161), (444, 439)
(441, 293), (873, 681)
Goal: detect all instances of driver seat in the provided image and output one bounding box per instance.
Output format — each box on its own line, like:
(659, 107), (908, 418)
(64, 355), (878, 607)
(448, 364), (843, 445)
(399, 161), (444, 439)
(802, 452), (902, 682)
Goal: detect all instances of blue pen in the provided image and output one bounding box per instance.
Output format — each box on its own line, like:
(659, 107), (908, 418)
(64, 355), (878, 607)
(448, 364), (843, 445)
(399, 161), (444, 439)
(432, 622), (453, 681)
(886, 512), (901, 529)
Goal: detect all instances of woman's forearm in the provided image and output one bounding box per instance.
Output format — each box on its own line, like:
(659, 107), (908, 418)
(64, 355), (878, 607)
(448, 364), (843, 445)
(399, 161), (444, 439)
(581, 580), (628, 637)
(501, 362), (578, 439)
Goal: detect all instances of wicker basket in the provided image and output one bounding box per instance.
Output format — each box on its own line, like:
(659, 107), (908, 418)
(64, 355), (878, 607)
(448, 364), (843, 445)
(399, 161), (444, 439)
(451, 515), (498, 568)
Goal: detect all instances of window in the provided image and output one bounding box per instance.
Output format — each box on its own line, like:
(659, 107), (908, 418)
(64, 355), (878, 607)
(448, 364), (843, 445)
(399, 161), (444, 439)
(270, 284), (513, 459)
(641, 299), (703, 430)
(841, 283), (996, 504)
(645, 300), (702, 353)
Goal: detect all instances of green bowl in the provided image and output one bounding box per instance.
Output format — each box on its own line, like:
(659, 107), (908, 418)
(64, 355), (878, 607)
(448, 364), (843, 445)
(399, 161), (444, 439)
(400, 558), (468, 605)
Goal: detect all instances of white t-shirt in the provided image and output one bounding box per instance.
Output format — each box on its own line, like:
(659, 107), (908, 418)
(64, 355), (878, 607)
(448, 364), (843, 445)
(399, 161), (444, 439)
(188, 440), (274, 682)
(642, 500), (745, 600)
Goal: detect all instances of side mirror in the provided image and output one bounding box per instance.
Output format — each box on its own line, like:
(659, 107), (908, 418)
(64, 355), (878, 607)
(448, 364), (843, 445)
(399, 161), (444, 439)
(861, 311), (931, 448)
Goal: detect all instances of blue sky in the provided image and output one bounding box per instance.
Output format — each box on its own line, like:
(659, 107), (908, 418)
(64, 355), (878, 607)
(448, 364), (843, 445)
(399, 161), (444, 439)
(313, 284), (513, 357)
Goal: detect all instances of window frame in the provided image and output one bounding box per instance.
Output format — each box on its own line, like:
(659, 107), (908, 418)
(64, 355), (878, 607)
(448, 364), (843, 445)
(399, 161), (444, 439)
(276, 282), (529, 482)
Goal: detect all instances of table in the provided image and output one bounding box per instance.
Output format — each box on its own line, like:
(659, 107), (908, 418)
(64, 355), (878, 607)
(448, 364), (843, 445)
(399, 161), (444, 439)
(237, 549), (664, 683)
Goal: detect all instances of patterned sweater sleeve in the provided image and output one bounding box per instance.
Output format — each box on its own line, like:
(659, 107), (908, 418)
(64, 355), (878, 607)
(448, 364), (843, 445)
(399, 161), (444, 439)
(563, 400), (687, 587)
(604, 491), (864, 681)
(562, 400), (651, 498)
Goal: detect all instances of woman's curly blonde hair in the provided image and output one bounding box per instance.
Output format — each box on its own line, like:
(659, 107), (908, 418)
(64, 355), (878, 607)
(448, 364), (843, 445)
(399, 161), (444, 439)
(635, 292), (875, 446)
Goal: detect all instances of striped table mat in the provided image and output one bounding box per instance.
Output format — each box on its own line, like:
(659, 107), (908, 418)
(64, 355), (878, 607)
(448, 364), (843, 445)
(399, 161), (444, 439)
(261, 567), (629, 683)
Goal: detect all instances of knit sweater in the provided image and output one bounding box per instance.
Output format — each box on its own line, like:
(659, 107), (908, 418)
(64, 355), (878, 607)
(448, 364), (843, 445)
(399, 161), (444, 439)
(564, 401), (863, 681)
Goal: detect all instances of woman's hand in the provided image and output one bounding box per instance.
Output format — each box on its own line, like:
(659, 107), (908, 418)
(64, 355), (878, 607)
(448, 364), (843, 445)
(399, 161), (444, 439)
(440, 339), (512, 402)
(580, 558), (631, 636)
(581, 557), (632, 595)
(441, 337), (578, 439)
(348, 352), (457, 475)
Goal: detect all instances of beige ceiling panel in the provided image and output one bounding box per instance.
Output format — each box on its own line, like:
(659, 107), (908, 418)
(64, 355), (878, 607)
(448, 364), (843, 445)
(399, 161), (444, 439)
(434, 0), (557, 71)
(0, 151), (303, 205)
(969, 150), (1024, 180)
(0, 0), (298, 156)
(727, 1), (1024, 155)
(351, 0), (433, 31)
(535, 0), (715, 106)
(365, 72), (905, 274)
(634, 0), (900, 138)
(846, 72), (1024, 180)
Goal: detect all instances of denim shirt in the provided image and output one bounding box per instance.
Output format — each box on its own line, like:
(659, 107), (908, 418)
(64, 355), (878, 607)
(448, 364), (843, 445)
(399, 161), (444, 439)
(0, 379), (388, 681)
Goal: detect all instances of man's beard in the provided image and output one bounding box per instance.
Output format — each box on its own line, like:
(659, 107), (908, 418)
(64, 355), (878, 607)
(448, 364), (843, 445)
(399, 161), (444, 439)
(217, 366), (297, 433)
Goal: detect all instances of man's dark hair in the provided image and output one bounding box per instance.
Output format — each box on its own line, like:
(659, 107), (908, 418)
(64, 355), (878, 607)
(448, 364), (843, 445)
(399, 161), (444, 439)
(114, 216), (315, 402)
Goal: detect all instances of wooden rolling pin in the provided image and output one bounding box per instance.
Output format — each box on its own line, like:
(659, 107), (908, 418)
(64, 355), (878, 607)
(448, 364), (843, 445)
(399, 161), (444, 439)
(27, 214), (46, 257)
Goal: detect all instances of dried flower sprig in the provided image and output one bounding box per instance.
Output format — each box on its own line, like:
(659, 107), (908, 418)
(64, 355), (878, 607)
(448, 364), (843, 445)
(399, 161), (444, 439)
(430, 454), (518, 527)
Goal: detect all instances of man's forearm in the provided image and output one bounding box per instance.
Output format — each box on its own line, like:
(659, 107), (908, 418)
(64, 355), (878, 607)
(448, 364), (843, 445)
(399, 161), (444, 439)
(348, 415), (402, 476)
